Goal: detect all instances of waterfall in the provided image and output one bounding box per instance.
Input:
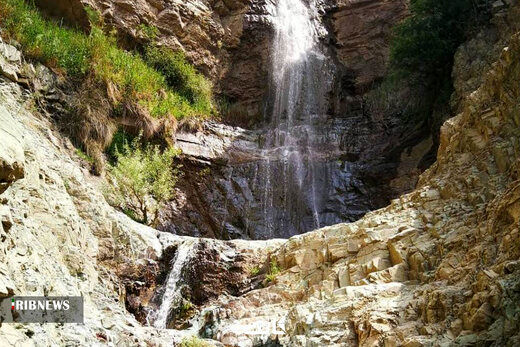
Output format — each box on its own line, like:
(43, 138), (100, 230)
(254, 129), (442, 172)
(259, 0), (332, 237)
(149, 240), (197, 329)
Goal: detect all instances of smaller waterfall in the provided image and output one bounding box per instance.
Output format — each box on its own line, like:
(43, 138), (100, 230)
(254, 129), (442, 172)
(150, 240), (197, 329)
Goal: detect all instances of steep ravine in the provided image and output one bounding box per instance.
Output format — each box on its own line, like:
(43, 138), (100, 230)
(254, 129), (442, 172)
(31, 0), (429, 241)
(1, 1), (520, 347)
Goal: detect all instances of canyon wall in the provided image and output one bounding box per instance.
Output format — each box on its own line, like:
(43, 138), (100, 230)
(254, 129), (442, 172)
(30, 0), (426, 240)
(193, 2), (520, 344)
(2, 0), (519, 346)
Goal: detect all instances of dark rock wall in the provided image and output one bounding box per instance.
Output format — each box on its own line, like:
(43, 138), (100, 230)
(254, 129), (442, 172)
(33, 0), (437, 240)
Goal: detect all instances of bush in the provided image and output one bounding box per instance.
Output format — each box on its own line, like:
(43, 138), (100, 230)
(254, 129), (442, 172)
(0, 0), (214, 175)
(107, 136), (181, 226)
(378, 0), (491, 121)
(264, 259), (281, 284)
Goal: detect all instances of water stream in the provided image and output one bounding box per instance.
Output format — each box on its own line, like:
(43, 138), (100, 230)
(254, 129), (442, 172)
(149, 240), (197, 329)
(258, 0), (333, 238)
(152, 0), (336, 329)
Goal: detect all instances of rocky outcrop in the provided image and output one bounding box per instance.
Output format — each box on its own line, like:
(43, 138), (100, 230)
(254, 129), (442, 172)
(34, 0), (272, 118)
(187, 3), (520, 345)
(332, 0), (408, 93)
(3, 1), (520, 346)
(0, 43), (277, 345)
(0, 64), (174, 344)
(156, 115), (430, 240)
(29, 0), (432, 240)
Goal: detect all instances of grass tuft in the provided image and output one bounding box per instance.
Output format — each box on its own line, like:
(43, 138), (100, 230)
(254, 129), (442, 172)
(0, 0), (213, 120)
(0, 0), (214, 174)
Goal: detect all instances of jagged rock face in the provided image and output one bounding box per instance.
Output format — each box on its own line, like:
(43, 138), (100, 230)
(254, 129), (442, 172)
(194, 3), (520, 345)
(158, 116), (431, 240)
(35, 0), (272, 118)
(0, 44), (277, 344)
(0, 54), (175, 344)
(33, 0), (411, 119)
(31, 0), (430, 240)
(332, 0), (408, 93)
(1, 2), (520, 346)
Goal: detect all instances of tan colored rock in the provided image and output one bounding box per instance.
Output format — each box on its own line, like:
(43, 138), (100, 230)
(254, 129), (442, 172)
(332, 0), (408, 92)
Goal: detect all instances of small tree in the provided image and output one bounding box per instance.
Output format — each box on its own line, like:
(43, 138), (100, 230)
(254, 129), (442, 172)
(108, 137), (181, 226)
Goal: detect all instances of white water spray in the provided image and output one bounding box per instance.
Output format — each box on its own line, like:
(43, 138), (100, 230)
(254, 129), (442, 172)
(260, 0), (332, 237)
(150, 240), (197, 329)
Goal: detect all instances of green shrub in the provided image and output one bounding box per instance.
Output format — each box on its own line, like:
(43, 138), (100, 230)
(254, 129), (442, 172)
(0, 0), (213, 121)
(380, 0), (491, 121)
(249, 265), (260, 276)
(264, 259), (281, 284)
(137, 23), (159, 41)
(107, 136), (181, 226)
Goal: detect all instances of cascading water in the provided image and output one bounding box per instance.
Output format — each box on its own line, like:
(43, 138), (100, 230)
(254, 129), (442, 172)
(258, 0), (333, 238)
(148, 240), (197, 329)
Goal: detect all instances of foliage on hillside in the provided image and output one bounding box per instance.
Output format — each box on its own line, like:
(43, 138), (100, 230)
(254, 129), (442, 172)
(0, 0), (213, 172)
(106, 135), (181, 226)
(368, 0), (491, 123)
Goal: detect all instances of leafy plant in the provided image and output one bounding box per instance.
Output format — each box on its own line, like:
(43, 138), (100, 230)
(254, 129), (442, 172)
(264, 259), (281, 284)
(249, 266), (260, 277)
(137, 23), (159, 41)
(374, 0), (491, 122)
(107, 136), (181, 226)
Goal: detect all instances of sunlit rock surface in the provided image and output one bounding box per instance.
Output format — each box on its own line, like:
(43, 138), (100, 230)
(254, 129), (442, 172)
(1, 1), (520, 346)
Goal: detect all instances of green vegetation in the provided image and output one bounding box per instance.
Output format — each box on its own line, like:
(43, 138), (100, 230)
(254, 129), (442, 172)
(179, 336), (213, 347)
(144, 46), (213, 115)
(372, 0), (491, 121)
(0, 0), (212, 120)
(137, 23), (159, 41)
(249, 265), (260, 276)
(0, 0), (213, 175)
(0, 0), (90, 76)
(107, 136), (181, 226)
(106, 129), (134, 163)
(264, 259), (281, 284)
(75, 148), (95, 164)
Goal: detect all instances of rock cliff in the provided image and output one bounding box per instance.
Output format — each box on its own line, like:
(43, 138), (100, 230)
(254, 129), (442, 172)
(191, 3), (520, 345)
(28, 0), (428, 240)
(1, 0), (520, 346)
